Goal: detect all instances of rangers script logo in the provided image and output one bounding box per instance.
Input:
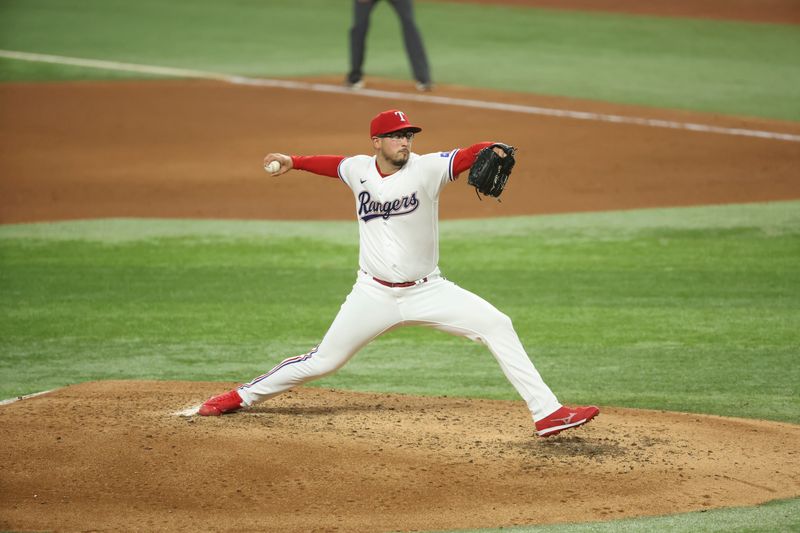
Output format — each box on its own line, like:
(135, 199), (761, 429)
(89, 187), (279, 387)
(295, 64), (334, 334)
(358, 191), (419, 222)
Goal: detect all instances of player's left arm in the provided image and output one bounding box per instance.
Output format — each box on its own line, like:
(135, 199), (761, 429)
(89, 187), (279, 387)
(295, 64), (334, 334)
(451, 142), (494, 178)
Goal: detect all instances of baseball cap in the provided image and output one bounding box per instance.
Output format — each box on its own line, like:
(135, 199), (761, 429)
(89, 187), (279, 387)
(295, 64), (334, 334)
(370, 110), (422, 137)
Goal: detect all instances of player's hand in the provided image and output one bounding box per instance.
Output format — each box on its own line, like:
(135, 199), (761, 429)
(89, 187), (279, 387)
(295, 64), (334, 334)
(263, 153), (293, 176)
(492, 146), (508, 158)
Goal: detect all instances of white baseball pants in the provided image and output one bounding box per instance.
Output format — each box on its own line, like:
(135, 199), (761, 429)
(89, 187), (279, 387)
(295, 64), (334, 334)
(238, 270), (561, 421)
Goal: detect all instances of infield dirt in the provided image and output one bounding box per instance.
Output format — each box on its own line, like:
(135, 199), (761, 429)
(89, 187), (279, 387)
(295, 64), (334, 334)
(1, 381), (799, 532)
(1, 79), (799, 224)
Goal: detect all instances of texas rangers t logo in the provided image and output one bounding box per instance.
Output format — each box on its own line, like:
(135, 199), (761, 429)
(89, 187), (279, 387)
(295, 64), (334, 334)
(357, 191), (419, 222)
(394, 111), (407, 122)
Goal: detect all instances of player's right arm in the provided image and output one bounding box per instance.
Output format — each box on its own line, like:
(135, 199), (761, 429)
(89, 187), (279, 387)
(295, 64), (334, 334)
(263, 153), (345, 178)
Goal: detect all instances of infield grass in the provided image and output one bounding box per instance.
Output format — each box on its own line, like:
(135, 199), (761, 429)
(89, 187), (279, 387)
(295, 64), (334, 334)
(1, 201), (798, 424)
(1, 204), (799, 532)
(436, 496), (800, 533)
(1, 0), (799, 120)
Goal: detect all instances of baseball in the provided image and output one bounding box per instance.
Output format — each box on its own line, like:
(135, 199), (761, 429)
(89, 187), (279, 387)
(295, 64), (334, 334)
(265, 160), (280, 174)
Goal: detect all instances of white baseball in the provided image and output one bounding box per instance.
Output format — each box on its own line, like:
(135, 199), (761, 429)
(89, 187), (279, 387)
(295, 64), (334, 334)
(265, 160), (281, 174)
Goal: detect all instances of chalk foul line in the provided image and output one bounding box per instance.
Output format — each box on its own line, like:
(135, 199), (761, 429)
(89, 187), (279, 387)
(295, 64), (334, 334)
(0, 389), (56, 406)
(1, 49), (798, 143)
(0, 386), (204, 416)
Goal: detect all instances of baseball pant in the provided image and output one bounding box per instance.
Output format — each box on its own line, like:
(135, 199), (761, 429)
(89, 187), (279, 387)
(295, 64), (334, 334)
(348, 0), (432, 85)
(238, 270), (561, 421)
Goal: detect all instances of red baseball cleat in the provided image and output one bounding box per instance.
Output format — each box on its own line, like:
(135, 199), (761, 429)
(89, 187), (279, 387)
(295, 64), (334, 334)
(198, 389), (244, 416)
(535, 405), (599, 437)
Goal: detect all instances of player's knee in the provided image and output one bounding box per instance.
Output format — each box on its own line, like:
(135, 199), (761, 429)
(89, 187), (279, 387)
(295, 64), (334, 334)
(490, 311), (514, 332)
(309, 355), (348, 378)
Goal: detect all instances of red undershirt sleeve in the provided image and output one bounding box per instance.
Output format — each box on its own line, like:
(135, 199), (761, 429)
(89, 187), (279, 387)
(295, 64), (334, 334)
(290, 155), (345, 179)
(451, 142), (493, 178)
(290, 146), (494, 181)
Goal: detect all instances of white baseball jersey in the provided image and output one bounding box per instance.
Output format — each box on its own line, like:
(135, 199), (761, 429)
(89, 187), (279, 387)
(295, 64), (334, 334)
(337, 151), (459, 282)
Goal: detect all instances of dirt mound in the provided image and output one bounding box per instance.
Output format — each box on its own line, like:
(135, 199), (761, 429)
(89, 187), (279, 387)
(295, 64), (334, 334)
(1, 381), (798, 532)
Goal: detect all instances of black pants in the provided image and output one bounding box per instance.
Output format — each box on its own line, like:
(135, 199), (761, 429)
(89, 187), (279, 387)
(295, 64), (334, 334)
(348, 0), (431, 84)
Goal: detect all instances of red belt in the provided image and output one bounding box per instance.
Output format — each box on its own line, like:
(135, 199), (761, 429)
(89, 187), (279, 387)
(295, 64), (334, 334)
(372, 276), (428, 288)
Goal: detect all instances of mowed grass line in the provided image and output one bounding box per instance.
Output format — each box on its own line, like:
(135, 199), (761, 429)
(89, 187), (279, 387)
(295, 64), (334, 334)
(1, 202), (798, 424)
(434, 496), (800, 533)
(0, 0), (799, 119)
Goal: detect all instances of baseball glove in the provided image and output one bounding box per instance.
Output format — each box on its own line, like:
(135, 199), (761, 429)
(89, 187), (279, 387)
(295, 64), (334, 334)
(467, 143), (516, 199)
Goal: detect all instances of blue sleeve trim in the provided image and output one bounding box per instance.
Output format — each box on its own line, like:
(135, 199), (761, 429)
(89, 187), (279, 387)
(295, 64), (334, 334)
(337, 157), (348, 183)
(448, 149), (460, 181)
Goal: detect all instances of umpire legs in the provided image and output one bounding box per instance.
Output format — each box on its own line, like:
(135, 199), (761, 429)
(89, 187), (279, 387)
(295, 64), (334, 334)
(388, 0), (432, 85)
(347, 0), (376, 84)
(348, 0), (432, 86)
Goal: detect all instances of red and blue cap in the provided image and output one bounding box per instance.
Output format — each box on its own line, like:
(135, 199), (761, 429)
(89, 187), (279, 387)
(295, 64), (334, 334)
(370, 109), (422, 137)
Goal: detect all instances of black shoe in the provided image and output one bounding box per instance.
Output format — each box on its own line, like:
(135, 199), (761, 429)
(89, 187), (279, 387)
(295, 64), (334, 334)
(345, 74), (364, 90)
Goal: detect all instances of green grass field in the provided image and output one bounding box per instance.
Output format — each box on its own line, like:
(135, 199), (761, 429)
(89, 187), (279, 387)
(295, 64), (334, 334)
(1, 0), (799, 531)
(1, 0), (799, 119)
(2, 203), (798, 423)
(443, 496), (800, 533)
(1, 203), (799, 532)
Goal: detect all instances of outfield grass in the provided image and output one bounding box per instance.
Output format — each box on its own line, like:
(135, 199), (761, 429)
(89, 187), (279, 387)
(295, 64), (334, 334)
(1, 202), (798, 424)
(1, 0), (799, 119)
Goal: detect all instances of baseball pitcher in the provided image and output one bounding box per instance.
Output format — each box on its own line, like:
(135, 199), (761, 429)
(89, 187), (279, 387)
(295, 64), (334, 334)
(199, 109), (599, 437)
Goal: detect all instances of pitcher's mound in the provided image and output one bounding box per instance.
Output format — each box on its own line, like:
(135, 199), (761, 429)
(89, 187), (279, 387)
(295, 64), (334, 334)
(1, 381), (798, 532)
